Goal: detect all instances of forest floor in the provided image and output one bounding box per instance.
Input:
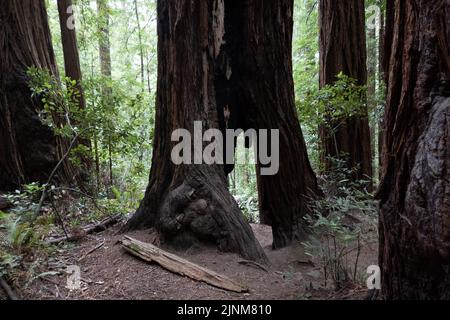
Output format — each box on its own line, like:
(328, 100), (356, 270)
(4, 222), (378, 300)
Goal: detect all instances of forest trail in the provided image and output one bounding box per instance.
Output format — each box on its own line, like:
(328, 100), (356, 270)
(18, 224), (376, 300)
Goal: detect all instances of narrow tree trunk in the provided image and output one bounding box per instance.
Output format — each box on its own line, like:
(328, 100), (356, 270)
(57, 0), (91, 190)
(377, 0), (450, 299)
(216, 0), (321, 248)
(133, 0), (145, 88)
(124, 0), (267, 263)
(57, 0), (86, 110)
(368, 25), (377, 178)
(0, 0), (59, 190)
(378, 0), (386, 181)
(96, 0), (114, 188)
(319, 0), (373, 183)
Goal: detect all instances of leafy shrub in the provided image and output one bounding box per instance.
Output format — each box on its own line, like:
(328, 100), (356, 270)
(302, 158), (378, 290)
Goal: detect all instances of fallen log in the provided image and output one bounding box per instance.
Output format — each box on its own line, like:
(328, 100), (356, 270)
(0, 195), (11, 211)
(0, 277), (19, 300)
(121, 236), (248, 293)
(46, 215), (123, 245)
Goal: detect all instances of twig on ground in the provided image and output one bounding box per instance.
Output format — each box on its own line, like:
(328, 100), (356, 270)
(237, 259), (270, 272)
(78, 240), (105, 262)
(46, 214), (122, 245)
(0, 277), (19, 300)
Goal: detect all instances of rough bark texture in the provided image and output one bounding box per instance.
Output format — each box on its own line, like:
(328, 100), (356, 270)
(377, 0), (450, 299)
(57, 0), (86, 110)
(125, 0), (268, 263)
(0, 0), (59, 190)
(57, 0), (91, 188)
(216, 0), (321, 248)
(122, 236), (248, 293)
(319, 0), (373, 182)
(96, 0), (114, 187)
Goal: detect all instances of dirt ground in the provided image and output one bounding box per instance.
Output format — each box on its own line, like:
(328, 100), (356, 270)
(3, 223), (377, 300)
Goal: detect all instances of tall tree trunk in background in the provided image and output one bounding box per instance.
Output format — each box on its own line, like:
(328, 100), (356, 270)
(57, 0), (86, 110)
(0, 0), (65, 190)
(124, 0), (267, 263)
(57, 0), (91, 189)
(216, 0), (321, 248)
(133, 0), (145, 88)
(378, 0), (386, 180)
(319, 0), (373, 183)
(367, 24), (377, 178)
(377, 0), (450, 299)
(96, 0), (114, 188)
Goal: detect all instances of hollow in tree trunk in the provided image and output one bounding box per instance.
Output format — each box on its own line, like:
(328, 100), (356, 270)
(215, 0), (321, 248)
(124, 0), (267, 263)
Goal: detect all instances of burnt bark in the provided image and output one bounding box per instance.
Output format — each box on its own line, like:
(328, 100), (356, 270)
(0, 0), (59, 190)
(319, 0), (373, 183)
(377, 0), (450, 299)
(216, 0), (321, 248)
(124, 0), (267, 263)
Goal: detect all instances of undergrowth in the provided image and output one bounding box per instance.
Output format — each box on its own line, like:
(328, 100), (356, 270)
(302, 158), (378, 291)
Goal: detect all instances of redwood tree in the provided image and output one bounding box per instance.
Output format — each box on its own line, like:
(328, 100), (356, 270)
(126, 0), (321, 258)
(124, 0), (267, 262)
(378, 0), (450, 299)
(319, 0), (373, 182)
(216, 0), (321, 248)
(0, 0), (59, 190)
(58, 0), (91, 188)
(57, 0), (86, 110)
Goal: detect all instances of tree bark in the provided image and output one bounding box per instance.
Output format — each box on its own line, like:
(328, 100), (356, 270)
(96, 0), (114, 188)
(57, 0), (86, 110)
(133, 0), (145, 88)
(124, 0), (268, 263)
(0, 0), (59, 190)
(378, 0), (386, 180)
(216, 0), (321, 248)
(377, 0), (450, 299)
(319, 0), (373, 183)
(57, 0), (91, 189)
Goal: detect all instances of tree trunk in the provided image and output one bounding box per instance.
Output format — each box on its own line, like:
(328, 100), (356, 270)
(57, 0), (86, 110)
(368, 24), (377, 179)
(319, 0), (373, 183)
(124, 0), (267, 263)
(96, 0), (114, 188)
(216, 0), (321, 248)
(57, 0), (91, 190)
(377, 0), (450, 299)
(0, 0), (59, 190)
(133, 0), (145, 88)
(378, 0), (386, 181)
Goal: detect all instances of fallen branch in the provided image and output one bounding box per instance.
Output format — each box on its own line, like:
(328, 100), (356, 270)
(291, 259), (315, 267)
(0, 277), (19, 300)
(237, 259), (269, 272)
(0, 195), (11, 211)
(46, 215), (122, 245)
(33, 131), (83, 220)
(78, 240), (105, 262)
(121, 236), (248, 293)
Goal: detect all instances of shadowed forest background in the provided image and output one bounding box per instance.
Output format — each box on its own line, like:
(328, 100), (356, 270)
(0, 0), (449, 300)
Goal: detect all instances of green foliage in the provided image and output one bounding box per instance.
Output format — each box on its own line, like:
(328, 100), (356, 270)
(302, 158), (378, 290)
(297, 73), (368, 130)
(0, 184), (50, 280)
